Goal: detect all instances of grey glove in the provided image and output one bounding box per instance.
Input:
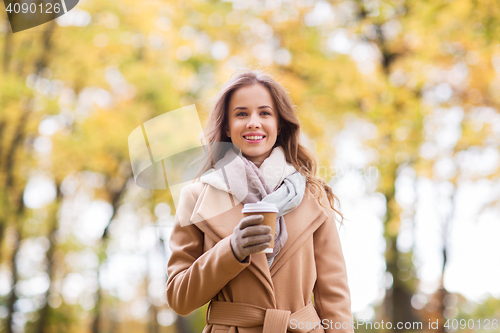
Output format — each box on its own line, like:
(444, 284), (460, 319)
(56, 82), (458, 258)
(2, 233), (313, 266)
(230, 214), (272, 263)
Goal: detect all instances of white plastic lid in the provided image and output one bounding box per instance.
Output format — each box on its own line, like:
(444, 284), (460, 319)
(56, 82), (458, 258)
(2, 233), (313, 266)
(242, 202), (278, 213)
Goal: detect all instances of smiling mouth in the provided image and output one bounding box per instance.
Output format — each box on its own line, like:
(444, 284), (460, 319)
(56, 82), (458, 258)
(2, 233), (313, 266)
(243, 135), (266, 141)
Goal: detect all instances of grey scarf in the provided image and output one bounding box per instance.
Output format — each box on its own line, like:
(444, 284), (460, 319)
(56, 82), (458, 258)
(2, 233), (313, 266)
(201, 146), (306, 266)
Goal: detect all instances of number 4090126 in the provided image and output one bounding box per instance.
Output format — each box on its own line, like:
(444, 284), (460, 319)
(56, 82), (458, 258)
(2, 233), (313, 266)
(6, 2), (62, 14)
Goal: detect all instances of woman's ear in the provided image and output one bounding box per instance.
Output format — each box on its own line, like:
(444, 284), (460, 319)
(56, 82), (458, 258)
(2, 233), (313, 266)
(226, 127), (231, 138)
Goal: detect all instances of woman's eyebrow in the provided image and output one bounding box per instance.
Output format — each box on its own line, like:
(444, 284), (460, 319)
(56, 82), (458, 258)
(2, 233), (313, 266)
(233, 105), (273, 111)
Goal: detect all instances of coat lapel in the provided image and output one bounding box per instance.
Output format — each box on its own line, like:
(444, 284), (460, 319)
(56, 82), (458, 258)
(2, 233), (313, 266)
(191, 184), (277, 302)
(269, 190), (328, 276)
(191, 183), (328, 304)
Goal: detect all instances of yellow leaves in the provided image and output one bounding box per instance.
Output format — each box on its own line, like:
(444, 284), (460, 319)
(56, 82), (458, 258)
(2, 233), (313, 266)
(51, 102), (140, 178)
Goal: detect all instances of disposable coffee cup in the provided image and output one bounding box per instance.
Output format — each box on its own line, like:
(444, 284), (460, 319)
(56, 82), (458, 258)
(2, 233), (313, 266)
(242, 202), (279, 254)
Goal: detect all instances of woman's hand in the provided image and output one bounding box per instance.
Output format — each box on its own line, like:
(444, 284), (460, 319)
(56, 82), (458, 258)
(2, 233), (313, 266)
(230, 215), (273, 263)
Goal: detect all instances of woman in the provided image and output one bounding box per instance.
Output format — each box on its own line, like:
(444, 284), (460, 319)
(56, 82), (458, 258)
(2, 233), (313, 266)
(166, 70), (354, 333)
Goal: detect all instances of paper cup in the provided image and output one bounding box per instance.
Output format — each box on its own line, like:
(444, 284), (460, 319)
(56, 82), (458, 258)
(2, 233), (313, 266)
(242, 202), (278, 254)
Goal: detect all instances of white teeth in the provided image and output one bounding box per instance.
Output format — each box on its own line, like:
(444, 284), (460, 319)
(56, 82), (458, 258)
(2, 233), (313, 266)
(244, 136), (264, 140)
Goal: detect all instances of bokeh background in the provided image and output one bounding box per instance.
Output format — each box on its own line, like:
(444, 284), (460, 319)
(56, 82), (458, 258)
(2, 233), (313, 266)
(1, 0), (500, 332)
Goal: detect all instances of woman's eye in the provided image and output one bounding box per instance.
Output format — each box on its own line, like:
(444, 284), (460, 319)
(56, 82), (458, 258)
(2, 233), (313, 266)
(236, 111), (271, 116)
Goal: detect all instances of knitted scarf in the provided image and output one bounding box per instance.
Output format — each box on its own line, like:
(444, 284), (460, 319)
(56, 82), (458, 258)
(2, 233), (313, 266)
(200, 145), (306, 266)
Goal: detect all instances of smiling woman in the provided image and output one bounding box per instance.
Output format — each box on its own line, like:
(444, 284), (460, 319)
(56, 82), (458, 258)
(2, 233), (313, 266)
(225, 84), (281, 165)
(166, 69), (353, 333)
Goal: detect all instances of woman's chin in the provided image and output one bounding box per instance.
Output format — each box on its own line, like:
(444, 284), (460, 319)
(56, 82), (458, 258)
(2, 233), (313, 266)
(242, 148), (273, 162)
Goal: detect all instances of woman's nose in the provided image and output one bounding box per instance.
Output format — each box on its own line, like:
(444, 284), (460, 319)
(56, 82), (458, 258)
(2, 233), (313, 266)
(246, 113), (261, 128)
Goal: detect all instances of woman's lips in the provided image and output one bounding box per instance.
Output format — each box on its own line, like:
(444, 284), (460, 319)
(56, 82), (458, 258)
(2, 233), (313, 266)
(243, 135), (266, 143)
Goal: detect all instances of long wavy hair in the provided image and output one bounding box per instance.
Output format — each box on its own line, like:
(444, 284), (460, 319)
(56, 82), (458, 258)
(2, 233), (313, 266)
(193, 69), (344, 223)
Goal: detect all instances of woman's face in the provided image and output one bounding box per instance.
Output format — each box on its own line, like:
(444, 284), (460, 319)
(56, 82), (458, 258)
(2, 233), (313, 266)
(226, 84), (280, 165)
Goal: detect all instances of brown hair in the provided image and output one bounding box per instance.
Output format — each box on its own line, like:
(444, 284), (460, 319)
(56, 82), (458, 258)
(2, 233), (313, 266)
(194, 68), (344, 224)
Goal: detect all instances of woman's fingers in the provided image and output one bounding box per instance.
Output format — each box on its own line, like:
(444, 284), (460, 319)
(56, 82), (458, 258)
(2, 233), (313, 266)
(241, 234), (272, 248)
(230, 214), (273, 262)
(242, 225), (272, 237)
(239, 215), (272, 237)
(242, 242), (270, 253)
(238, 214), (264, 229)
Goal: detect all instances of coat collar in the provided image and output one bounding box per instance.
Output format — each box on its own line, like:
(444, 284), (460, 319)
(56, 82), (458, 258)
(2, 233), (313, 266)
(199, 146), (297, 197)
(190, 183), (328, 305)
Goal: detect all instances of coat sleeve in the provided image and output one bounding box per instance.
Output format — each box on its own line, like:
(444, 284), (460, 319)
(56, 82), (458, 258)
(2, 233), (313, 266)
(166, 185), (250, 316)
(313, 197), (354, 333)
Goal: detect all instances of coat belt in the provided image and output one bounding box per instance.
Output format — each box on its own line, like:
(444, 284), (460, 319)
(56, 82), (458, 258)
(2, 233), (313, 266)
(207, 300), (322, 333)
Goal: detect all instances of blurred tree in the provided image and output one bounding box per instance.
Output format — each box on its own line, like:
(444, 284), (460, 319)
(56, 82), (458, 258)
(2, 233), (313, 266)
(1, 0), (500, 332)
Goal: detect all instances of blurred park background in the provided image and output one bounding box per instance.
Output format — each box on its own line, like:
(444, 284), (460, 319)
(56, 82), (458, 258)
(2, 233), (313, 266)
(1, 0), (500, 332)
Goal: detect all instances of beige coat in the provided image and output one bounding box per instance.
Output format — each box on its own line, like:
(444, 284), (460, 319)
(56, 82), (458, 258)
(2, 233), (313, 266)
(166, 181), (354, 333)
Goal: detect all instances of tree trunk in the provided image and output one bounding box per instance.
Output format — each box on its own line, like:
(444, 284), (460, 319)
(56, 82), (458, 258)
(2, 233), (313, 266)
(174, 316), (193, 333)
(436, 184), (456, 333)
(382, 162), (418, 329)
(91, 174), (130, 333)
(2, 30), (12, 72)
(34, 183), (62, 333)
(5, 194), (25, 333)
